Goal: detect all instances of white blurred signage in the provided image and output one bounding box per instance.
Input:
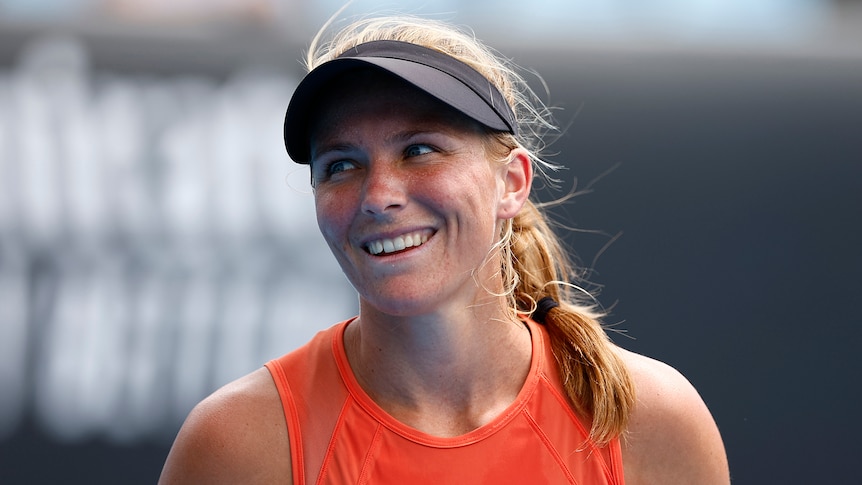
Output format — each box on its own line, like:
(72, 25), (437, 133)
(0, 36), (356, 444)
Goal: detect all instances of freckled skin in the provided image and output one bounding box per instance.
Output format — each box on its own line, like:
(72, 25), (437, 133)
(310, 72), (510, 318)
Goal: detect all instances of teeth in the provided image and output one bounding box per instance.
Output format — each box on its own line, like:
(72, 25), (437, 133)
(367, 231), (430, 255)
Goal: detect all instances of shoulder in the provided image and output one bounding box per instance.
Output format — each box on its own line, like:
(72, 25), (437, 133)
(158, 367), (291, 484)
(617, 348), (730, 485)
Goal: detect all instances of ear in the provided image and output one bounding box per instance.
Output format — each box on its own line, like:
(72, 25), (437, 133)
(497, 148), (533, 219)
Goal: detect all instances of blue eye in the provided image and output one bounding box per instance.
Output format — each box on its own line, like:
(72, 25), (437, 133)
(311, 158), (357, 186)
(405, 144), (434, 157)
(328, 159), (357, 175)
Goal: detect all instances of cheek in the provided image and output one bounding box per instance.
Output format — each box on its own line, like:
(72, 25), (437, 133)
(314, 191), (354, 242)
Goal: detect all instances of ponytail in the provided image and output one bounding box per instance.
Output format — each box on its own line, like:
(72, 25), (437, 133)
(506, 200), (635, 446)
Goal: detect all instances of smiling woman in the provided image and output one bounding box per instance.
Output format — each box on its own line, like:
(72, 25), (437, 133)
(159, 13), (730, 485)
(307, 71), (511, 317)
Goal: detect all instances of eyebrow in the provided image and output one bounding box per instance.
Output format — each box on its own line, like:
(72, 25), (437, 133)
(312, 128), (444, 160)
(311, 143), (355, 161)
(387, 129), (437, 144)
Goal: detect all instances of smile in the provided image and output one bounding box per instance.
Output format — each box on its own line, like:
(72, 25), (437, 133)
(365, 230), (432, 255)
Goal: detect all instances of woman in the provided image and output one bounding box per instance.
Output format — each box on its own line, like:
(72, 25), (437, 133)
(160, 15), (729, 484)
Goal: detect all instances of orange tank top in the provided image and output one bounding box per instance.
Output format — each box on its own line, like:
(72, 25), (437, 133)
(265, 318), (625, 484)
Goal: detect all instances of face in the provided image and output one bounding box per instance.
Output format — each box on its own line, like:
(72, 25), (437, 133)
(308, 71), (527, 317)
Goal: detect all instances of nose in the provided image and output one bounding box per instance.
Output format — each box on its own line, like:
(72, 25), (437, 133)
(360, 162), (406, 216)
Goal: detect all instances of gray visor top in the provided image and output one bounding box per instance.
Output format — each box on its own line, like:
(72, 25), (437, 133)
(283, 40), (517, 164)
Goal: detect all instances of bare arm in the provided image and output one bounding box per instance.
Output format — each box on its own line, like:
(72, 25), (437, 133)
(158, 368), (291, 484)
(620, 349), (730, 485)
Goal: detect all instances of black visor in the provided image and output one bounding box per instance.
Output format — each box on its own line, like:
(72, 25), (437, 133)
(283, 40), (517, 164)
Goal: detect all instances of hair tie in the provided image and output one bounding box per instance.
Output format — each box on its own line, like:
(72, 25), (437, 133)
(533, 297), (559, 324)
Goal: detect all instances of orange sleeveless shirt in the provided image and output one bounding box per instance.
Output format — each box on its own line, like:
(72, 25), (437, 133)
(265, 318), (625, 484)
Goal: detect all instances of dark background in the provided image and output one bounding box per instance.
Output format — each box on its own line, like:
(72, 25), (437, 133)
(2, 23), (861, 485)
(533, 49), (862, 483)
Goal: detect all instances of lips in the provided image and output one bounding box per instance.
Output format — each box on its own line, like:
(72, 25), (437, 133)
(365, 230), (432, 255)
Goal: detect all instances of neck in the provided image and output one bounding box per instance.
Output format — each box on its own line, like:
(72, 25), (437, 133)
(344, 297), (533, 436)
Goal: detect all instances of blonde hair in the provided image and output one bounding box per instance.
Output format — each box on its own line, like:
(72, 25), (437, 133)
(305, 14), (634, 446)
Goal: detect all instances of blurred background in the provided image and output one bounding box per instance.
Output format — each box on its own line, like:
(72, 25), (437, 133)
(0, 0), (860, 483)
